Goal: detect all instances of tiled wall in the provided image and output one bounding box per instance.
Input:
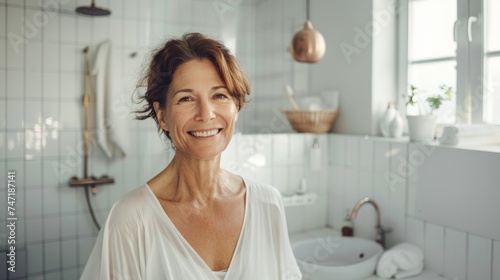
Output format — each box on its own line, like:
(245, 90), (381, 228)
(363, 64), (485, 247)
(0, 0), (255, 279)
(221, 133), (329, 234)
(240, 0), (314, 134)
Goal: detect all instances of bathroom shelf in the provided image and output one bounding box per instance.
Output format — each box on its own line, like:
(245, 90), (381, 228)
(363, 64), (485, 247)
(282, 193), (317, 207)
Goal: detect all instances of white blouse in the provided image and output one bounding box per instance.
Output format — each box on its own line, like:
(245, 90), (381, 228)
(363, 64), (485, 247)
(213, 269), (227, 279)
(80, 177), (302, 280)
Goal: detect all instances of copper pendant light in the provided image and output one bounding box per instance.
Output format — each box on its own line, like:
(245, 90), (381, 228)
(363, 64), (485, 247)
(290, 0), (326, 63)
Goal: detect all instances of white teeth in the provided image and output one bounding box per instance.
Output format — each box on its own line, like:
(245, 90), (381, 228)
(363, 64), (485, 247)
(190, 129), (219, 137)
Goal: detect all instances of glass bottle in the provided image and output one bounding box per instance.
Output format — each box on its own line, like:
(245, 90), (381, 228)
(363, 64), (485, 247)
(341, 209), (354, 237)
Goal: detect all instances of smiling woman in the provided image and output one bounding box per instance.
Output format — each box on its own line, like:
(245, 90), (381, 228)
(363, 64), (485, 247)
(136, 32), (250, 141)
(153, 59), (239, 160)
(79, 33), (302, 280)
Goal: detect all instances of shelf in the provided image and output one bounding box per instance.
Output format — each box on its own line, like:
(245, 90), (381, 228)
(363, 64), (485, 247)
(282, 193), (317, 207)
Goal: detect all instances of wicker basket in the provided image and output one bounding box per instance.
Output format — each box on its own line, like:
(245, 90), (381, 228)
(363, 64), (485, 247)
(284, 110), (339, 133)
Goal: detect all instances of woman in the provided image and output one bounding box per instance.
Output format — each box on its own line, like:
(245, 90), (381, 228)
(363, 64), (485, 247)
(81, 33), (302, 280)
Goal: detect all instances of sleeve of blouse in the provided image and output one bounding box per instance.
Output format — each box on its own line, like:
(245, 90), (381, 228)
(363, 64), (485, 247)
(80, 199), (146, 280)
(274, 189), (303, 280)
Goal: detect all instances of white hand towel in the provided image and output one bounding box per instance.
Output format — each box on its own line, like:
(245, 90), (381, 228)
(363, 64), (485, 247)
(91, 40), (128, 159)
(454, 124), (500, 136)
(390, 243), (424, 270)
(376, 250), (398, 279)
(438, 126), (459, 145)
(440, 125), (500, 146)
(391, 243), (424, 271)
(394, 263), (424, 279)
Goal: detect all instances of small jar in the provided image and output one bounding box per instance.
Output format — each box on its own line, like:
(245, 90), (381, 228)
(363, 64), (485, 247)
(341, 209), (353, 237)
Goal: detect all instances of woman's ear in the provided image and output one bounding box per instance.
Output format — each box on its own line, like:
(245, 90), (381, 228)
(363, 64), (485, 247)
(153, 102), (169, 131)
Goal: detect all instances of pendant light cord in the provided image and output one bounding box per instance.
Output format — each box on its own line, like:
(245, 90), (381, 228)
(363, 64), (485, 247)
(306, 0), (310, 21)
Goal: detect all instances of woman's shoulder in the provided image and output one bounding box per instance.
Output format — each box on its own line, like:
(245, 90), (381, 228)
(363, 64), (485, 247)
(105, 185), (156, 229)
(243, 177), (282, 205)
(112, 185), (153, 210)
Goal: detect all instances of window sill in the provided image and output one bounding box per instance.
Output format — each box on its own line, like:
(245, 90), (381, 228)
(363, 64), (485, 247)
(362, 135), (500, 154)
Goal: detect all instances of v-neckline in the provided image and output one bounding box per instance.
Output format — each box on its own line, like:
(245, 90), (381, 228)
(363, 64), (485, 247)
(145, 177), (249, 278)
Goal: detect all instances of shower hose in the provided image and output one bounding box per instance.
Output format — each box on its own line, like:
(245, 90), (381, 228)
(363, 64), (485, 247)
(85, 185), (101, 231)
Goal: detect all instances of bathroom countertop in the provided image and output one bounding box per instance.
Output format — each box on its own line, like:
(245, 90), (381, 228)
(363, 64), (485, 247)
(364, 270), (447, 280)
(289, 227), (447, 280)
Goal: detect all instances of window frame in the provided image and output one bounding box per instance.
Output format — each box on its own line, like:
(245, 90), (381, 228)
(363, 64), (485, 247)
(399, 0), (492, 125)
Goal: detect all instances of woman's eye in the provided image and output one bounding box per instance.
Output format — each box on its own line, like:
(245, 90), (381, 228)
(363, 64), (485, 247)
(214, 93), (229, 99)
(178, 96), (192, 102)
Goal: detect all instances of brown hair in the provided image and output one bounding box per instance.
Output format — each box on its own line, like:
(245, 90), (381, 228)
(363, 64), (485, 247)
(135, 32), (250, 140)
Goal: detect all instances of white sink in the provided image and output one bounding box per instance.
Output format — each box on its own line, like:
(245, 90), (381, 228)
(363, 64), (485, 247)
(292, 236), (383, 280)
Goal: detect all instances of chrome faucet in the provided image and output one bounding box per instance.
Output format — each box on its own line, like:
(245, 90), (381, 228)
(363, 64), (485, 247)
(350, 197), (391, 249)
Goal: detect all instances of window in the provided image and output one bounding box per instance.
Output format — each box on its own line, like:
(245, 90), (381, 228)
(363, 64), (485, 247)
(403, 0), (500, 125)
(484, 0), (500, 124)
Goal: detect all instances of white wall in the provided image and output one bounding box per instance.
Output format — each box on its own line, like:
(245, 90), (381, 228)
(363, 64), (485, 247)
(308, 0), (398, 136)
(310, 0), (374, 135)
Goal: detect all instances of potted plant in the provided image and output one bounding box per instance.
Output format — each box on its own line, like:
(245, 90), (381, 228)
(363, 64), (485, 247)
(406, 85), (453, 142)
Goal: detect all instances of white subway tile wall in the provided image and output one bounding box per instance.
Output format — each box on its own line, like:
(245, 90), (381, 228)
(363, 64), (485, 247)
(425, 222), (445, 275)
(444, 227), (467, 280)
(467, 234), (492, 280)
(0, 0), (257, 278)
(494, 241), (500, 280)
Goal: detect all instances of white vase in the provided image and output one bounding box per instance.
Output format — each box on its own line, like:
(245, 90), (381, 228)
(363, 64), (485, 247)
(380, 102), (404, 138)
(407, 115), (436, 142)
(388, 113), (404, 138)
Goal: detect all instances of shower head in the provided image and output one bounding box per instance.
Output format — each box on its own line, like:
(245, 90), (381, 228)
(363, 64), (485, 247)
(76, 0), (111, 16)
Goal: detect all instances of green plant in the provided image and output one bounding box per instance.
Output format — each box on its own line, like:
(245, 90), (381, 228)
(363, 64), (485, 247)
(406, 85), (419, 107)
(407, 84), (453, 115)
(426, 85), (453, 114)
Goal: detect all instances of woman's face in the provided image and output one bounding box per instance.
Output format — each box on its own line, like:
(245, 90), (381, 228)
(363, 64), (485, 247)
(154, 58), (238, 160)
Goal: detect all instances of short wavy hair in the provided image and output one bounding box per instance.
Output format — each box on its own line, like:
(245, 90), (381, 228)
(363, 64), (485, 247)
(135, 33), (250, 140)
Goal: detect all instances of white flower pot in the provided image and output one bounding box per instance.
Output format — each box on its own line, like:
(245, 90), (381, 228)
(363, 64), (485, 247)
(407, 115), (436, 142)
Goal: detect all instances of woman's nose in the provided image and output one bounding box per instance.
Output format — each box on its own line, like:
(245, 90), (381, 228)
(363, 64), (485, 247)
(194, 99), (216, 122)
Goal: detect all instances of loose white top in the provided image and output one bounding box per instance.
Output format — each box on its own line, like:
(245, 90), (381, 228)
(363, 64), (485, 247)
(80, 177), (302, 280)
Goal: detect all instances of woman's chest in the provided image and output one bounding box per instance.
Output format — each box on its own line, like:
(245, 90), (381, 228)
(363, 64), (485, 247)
(160, 199), (245, 270)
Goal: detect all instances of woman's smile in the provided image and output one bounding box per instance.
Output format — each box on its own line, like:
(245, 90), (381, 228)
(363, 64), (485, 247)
(188, 128), (223, 138)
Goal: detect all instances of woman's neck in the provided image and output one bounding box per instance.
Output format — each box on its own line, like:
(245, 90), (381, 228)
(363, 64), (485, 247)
(155, 153), (233, 207)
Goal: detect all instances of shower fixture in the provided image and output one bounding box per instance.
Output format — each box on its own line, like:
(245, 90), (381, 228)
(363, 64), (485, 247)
(69, 47), (114, 231)
(76, 0), (111, 16)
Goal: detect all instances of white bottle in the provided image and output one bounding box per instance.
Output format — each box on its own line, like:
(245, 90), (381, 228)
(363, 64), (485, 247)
(341, 209), (354, 237)
(297, 178), (307, 195)
(310, 138), (321, 172)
